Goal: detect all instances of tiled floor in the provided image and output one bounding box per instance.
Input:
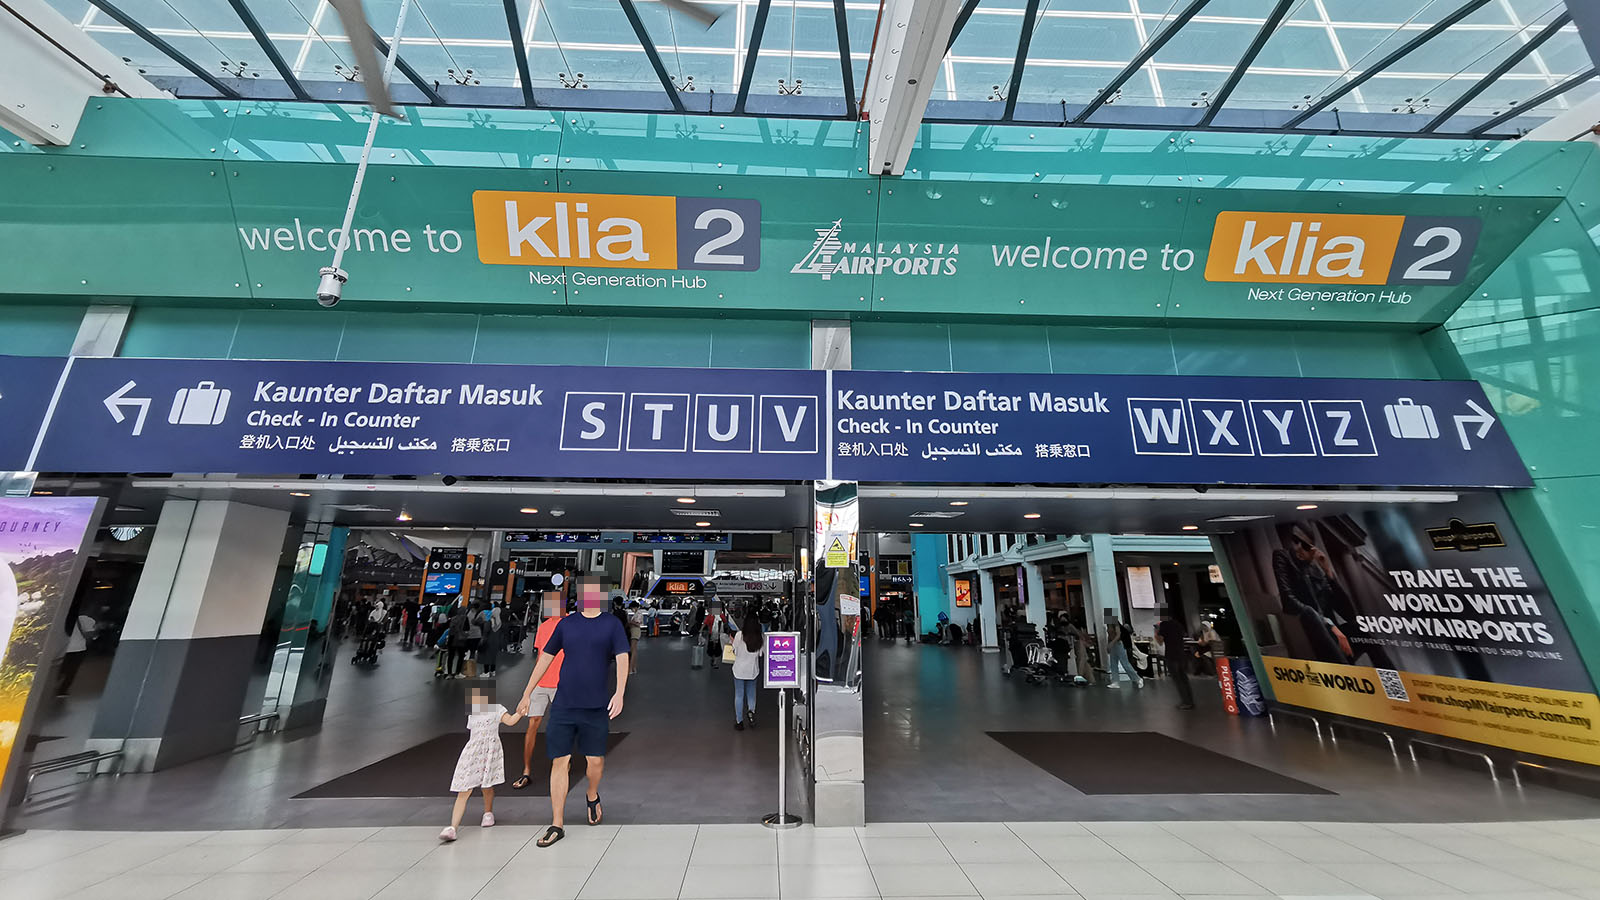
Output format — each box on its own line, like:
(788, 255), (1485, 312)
(7, 819), (1600, 900)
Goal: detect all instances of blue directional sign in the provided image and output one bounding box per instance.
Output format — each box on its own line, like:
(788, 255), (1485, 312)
(32, 358), (827, 480)
(829, 371), (1531, 488)
(17, 358), (1531, 489)
(0, 356), (69, 471)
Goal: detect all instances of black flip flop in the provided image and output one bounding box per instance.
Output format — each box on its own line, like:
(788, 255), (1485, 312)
(511, 774), (532, 790)
(537, 826), (566, 847)
(587, 794), (603, 825)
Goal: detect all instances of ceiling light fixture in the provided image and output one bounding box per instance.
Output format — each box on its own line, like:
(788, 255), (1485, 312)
(1181, 525), (1200, 531)
(909, 523), (925, 527)
(1023, 513), (1041, 519)
(949, 500), (969, 506)
(396, 512), (412, 522)
(290, 491), (311, 497)
(1297, 503), (1319, 510)
(694, 521), (711, 527)
(520, 507), (539, 514)
(676, 497), (696, 504)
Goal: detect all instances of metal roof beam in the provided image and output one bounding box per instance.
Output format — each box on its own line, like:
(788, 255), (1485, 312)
(1422, 11), (1570, 133)
(225, 0), (309, 101)
(863, 0), (963, 174)
(833, 0), (856, 117)
(1486, 66), (1599, 138)
(946, 0), (979, 52)
(368, 27), (444, 105)
(1197, 0), (1291, 128)
(619, 0), (685, 113)
(734, 0), (774, 114)
(1286, 0), (1491, 130)
(1000, 0), (1040, 120)
(499, 0), (536, 108)
(1074, 0), (1212, 124)
(83, 0), (240, 98)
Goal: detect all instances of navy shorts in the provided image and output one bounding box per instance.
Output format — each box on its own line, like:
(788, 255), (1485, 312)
(545, 706), (610, 759)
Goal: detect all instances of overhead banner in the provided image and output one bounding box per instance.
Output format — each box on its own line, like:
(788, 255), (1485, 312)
(0, 497), (104, 810)
(0, 357), (68, 471)
(14, 357), (1527, 488)
(1219, 494), (1600, 765)
(829, 370), (1529, 488)
(30, 358), (827, 480)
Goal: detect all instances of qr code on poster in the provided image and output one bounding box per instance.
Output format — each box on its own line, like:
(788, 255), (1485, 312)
(1377, 668), (1410, 702)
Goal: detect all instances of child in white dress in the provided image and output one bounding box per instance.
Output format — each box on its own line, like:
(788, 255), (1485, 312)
(441, 687), (522, 842)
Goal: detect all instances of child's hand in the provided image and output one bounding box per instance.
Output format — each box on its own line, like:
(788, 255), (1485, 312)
(502, 712), (523, 726)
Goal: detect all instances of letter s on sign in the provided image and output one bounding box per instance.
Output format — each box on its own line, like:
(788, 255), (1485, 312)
(581, 401), (608, 440)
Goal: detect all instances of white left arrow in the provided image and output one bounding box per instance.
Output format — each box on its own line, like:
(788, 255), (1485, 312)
(104, 380), (151, 436)
(1453, 399), (1496, 451)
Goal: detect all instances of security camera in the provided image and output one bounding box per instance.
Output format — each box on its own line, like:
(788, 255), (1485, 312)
(441, 475), (458, 486)
(549, 508), (566, 518)
(316, 267), (347, 308)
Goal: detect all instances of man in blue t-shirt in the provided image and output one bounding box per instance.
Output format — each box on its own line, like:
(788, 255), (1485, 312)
(517, 578), (630, 847)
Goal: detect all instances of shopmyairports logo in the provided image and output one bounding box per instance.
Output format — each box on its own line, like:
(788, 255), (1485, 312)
(473, 190), (760, 271)
(1205, 211), (1483, 286)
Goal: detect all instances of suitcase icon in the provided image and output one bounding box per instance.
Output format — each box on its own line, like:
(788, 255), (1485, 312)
(1384, 398), (1437, 440)
(169, 381), (231, 425)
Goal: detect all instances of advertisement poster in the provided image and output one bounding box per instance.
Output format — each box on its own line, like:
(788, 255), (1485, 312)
(0, 497), (104, 808)
(954, 578), (973, 608)
(764, 632), (800, 689)
(1220, 494), (1600, 764)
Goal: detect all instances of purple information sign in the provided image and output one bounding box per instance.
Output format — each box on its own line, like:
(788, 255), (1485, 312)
(764, 632), (800, 689)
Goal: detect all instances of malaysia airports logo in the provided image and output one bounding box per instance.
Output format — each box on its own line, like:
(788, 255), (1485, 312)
(792, 219), (959, 279)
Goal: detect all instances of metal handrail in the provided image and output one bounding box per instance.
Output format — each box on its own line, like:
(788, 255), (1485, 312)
(24, 749), (123, 800)
(1409, 737), (1498, 781)
(1268, 706), (1324, 742)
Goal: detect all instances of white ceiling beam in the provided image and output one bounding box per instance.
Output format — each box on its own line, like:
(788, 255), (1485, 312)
(0, 0), (166, 145)
(863, 0), (963, 175)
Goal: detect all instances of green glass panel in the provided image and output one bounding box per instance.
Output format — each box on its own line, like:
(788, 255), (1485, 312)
(709, 320), (810, 370)
(1449, 201), (1600, 331)
(853, 322), (952, 372)
(947, 325), (1051, 373)
(63, 98), (236, 160)
(0, 304), (84, 356)
(335, 312), (478, 363)
(1449, 307), (1600, 481)
(604, 318), (712, 367)
(471, 316), (610, 366)
(0, 155), (249, 300)
(227, 102), (564, 168)
(121, 307), (240, 358)
(1172, 328), (1302, 377)
(1046, 326), (1176, 376)
(1293, 329), (1439, 380)
(229, 309), (345, 360)
(1528, 475), (1600, 633)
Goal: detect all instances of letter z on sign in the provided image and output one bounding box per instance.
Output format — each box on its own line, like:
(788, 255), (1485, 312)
(1204, 211), (1481, 286)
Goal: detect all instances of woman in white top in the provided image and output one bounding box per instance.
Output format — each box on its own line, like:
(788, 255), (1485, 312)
(730, 610), (764, 730)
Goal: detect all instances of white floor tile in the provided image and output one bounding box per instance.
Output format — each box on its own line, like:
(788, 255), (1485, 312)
(198, 830), (300, 847)
(1102, 836), (1212, 863)
(277, 868), (403, 900)
(1138, 862), (1265, 896)
(778, 835), (870, 866)
(168, 871), (304, 900)
(678, 863), (780, 898)
(1233, 861), (1360, 895)
(230, 839), (355, 873)
(328, 841), (440, 870)
(1313, 861), (1452, 895)
(870, 862), (979, 897)
(939, 833), (1042, 864)
(473, 867), (594, 900)
(1257, 835), (1380, 864)
(131, 843), (270, 876)
(860, 823), (938, 838)
(368, 865), (497, 900)
(862, 835), (958, 864)
(1020, 835), (1129, 863)
(1401, 861), (1545, 893)
(779, 863), (881, 898)
(64, 872), (206, 900)
(1054, 860), (1177, 895)
(576, 862), (686, 900)
(689, 834), (778, 866)
(961, 860), (1073, 896)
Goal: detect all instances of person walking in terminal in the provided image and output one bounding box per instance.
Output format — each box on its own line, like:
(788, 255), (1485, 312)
(479, 600), (504, 676)
(512, 592), (565, 790)
(1154, 609), (1195, 709)
(730, 609), (764, 730)
(626, 600), (644, 674)
(517, 578), (630, 848)
(705, 604), (728, 670)
(1104, 617), (1144, 689)
(440, 688), (523, 843)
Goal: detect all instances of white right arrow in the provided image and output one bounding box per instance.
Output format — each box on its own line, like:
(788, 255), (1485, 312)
(1453, 399), (1495, 450)
(104, 380), (151, 436)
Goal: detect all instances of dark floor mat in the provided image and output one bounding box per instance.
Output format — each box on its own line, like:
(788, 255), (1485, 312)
(295, 732), (628, 798)
(987, 731), (1333, 796)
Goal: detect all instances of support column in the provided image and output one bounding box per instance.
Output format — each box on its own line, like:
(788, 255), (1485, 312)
(259, 522), (348, 732)
(976, 567), (998, 651)
(812, 481), (864, 826)
(1022, 561), (1047, 629)
(87, 498), (292, 771)
(1084, 533), (1120, 653)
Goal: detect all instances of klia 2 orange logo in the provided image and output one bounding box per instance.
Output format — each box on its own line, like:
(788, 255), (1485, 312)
(1205, 212), (1483, 286)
